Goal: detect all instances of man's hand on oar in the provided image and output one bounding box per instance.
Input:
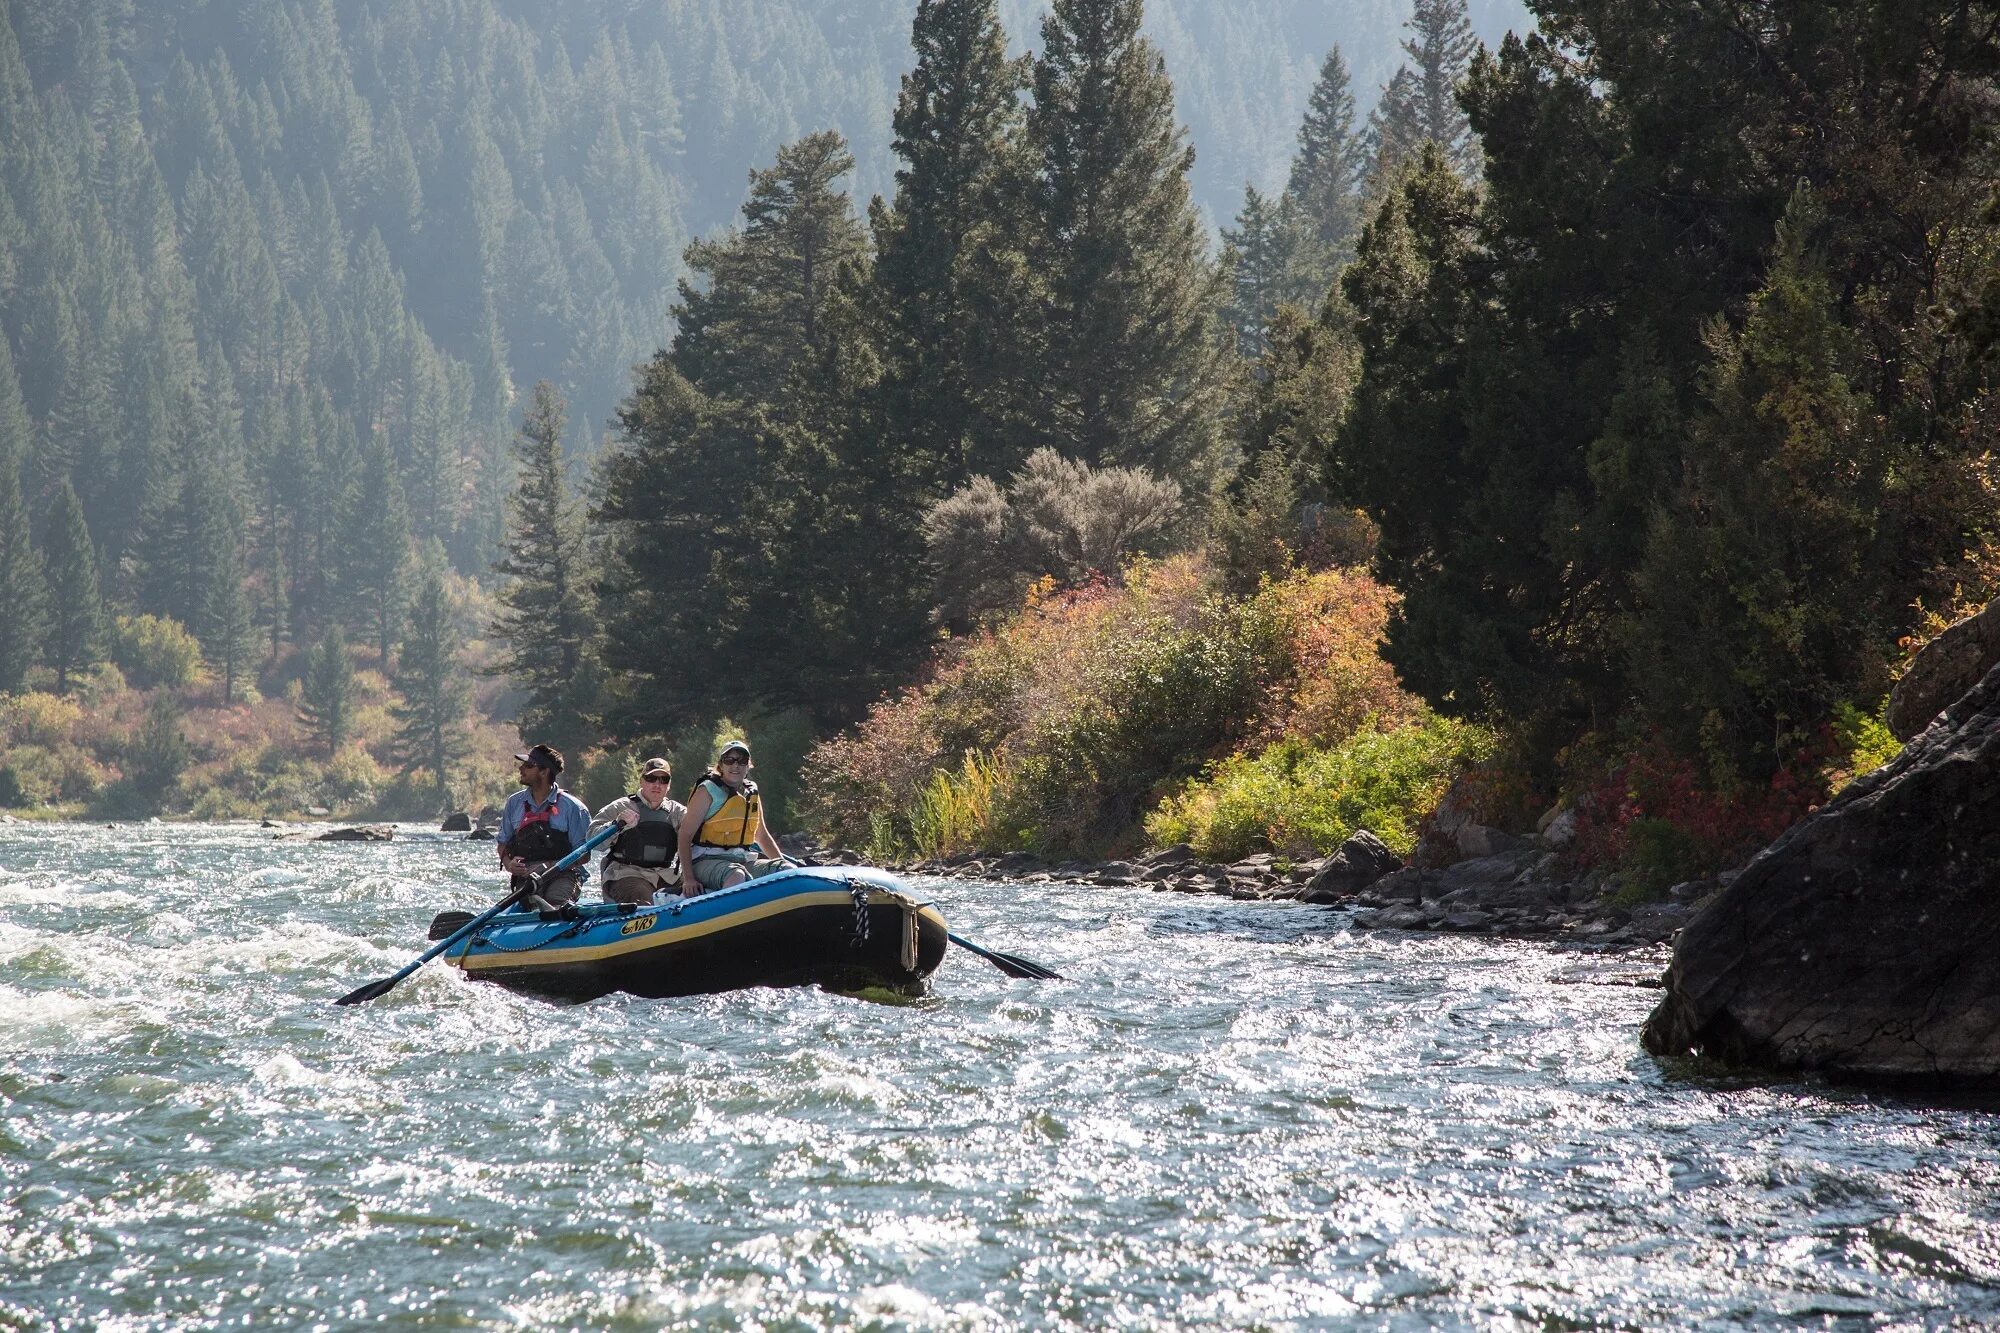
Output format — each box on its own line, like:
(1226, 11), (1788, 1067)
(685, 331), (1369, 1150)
(334, 824), (617, 1006)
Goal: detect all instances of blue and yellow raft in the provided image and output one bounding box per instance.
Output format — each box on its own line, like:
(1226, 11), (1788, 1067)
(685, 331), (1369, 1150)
(444, 865), (948, 1001)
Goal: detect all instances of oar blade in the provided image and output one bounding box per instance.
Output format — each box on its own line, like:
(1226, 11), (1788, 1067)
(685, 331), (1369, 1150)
(987, 949), (1062, 980)
(333, 976), (399, 1006)
(428, 909), (477, 940)
(948, 932), (1061, 981)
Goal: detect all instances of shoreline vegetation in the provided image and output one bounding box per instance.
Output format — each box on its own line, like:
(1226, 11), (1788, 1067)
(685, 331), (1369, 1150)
(2, 0), (1995, 981)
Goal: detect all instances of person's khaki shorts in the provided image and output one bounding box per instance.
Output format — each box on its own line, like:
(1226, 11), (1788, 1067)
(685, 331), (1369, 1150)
(690, 856), (786, 891)
(601, 868), (667, 905)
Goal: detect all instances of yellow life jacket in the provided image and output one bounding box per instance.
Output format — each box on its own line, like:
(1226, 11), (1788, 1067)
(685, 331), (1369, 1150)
(692, 775), (761, 854)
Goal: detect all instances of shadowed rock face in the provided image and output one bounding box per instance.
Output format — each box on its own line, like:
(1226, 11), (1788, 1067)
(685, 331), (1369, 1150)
(1642, 661), (2000, 1086)
(1886, 599), (2000, 740)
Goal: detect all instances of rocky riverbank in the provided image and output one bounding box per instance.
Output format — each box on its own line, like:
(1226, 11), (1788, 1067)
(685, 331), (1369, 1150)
(808, 818), (1701, 952)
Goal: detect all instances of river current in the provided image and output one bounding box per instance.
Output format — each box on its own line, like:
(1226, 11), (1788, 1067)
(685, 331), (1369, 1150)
(1, 822), (1996, 1330)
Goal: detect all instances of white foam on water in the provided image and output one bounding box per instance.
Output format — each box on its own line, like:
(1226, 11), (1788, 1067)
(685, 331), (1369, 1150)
(0, 983), (168, 1054)
(0, 874), (140, 910)
(853, 1283), (995, 1329)
(250, 1052), (324, 1089)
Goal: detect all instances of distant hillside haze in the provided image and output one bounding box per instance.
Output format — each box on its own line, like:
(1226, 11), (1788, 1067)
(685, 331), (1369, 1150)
(2, 0), (1530, 451)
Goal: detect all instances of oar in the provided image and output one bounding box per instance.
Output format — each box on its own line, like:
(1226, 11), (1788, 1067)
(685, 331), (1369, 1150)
(334, 824), (617, 1006)
(947, 931), (1062, 980)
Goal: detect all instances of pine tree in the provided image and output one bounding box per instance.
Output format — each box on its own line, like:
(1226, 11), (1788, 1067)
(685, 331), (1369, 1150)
(672, 132), (870, 410)
(489, 381), (600, 758)
(1020, 0), (1230, 478)
(298, 623), (354, 757)
(870, 0), (1030, 485)
(39, 475), (104, 693)
(1623, 189), (1912, 772)
(391, 542), (471, 793)
(199, 513), (260, 705)
(1286, 47), (1367, 259)
(126, 691), (190, 806)
(339, 433), (411, 670)
(1402, 0), (1480, 179)
(0, 460), (48, 693)
(1221, 185), (1310, 359)
(1366, 68), (1425, 191)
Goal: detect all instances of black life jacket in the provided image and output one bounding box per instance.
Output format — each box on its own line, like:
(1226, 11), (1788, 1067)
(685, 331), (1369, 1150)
(609, 795), (679, 869)
(508, 797), (574, 863)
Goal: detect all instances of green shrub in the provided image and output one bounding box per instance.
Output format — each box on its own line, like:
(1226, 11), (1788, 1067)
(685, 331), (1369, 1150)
(1830, 699), (1902, 789)
(2, 692), (82, 747)
(907, 751), (1006, 859)
(322, 747), (387, 808)
(0, 745), (62, 807)
(111, 615), (206, 690)
(1146, 713), (1496, 861)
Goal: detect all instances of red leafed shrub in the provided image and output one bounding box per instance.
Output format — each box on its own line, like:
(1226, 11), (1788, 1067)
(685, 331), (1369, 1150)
(1564, 735), (1833, 892)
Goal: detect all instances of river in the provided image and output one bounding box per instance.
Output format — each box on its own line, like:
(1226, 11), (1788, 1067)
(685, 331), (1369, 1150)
(1, 822), (1996, 1329)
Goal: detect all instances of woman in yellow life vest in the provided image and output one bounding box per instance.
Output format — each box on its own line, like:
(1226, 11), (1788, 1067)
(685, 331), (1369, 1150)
(677, 740), (788, 895)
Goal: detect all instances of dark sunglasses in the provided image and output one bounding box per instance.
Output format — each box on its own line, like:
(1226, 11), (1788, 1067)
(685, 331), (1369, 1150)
(641, 774), (670, 784)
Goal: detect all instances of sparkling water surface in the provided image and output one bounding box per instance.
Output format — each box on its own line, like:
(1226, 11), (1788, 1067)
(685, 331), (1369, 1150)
(2, 822), (1997, 1330)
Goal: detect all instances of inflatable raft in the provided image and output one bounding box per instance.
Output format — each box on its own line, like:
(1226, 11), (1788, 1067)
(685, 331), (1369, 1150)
(443, 864), (948, 1001)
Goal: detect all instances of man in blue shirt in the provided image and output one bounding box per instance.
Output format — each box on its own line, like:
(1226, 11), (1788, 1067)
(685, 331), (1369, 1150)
(495, 743), (593, 908)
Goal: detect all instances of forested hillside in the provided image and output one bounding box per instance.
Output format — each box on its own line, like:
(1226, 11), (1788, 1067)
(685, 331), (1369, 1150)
(5, 0), (1989, 911)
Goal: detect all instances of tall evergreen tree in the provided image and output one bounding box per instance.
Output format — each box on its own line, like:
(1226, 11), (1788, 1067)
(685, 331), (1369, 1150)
(0, 461), (47, 693)
(298, 623), (354, 757)
(672, 132), (870, 410)
(1365, 67), (1425, 191)
(39, 475), (104, 693)
(1221, 185), (1314, 359)
(340, 433), (411, 670)
(1285, 47), (1367, 260)
(1402, 0), (1481, 178)
(490, 381), (599, 758)
(870, 0), (1030, 486)
(199, 512), (260, 705)
(1019, 0), (1230, 479)
(391, 542), (470, 793)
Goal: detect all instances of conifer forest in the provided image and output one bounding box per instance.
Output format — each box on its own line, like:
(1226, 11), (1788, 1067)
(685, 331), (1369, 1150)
(1, 0), (1997, 890)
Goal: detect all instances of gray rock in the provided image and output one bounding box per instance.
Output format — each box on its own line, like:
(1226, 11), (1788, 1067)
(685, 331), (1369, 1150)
(1539, 808), (1579, 851)
(1886, 598), (2000, 740)
(1301, 830), (1403, 903)
(1456, 823), (1528, 859)
(1368, 867), (1428, 902)
(314, 824), (395, 842)
(467, 826), (496, 842)
(1644, 657), (2000, 1086)
(440, 812), (473, 832)
(1140, 843), (1198, 867)
(993, 850), (1043, 875)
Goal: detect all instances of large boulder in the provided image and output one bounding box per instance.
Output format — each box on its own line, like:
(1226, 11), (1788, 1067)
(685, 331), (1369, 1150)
(1642, 660), (2000, 1086)
(440, 811), (473, 832)
(1886, 599), (2000, 740)
(314, 824), (395, 842)
(1301, 830), (1402, 902)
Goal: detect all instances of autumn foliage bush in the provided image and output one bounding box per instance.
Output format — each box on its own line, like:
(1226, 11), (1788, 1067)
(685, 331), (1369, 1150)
(1563, 734), (1834, 897)
(800, 554), (1451, 858)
